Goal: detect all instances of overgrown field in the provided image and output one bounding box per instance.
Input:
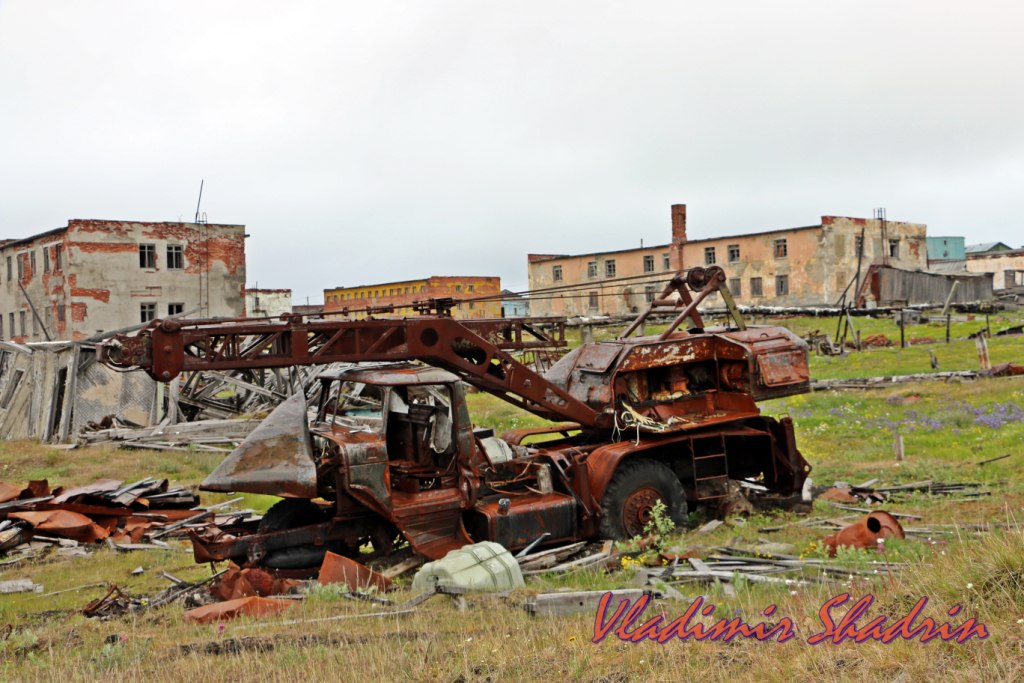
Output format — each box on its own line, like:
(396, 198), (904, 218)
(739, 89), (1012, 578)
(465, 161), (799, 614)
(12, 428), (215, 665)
(1, 319), (1023, 682)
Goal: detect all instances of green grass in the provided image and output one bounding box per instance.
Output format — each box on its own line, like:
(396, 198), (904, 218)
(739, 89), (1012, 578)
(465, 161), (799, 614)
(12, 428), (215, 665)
(2, 329), (1024, 680)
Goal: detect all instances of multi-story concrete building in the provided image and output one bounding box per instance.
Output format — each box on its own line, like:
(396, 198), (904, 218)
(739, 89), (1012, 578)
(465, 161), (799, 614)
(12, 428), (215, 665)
(323, 276), (501, 320)
(527, 205), (928, 316)
(0, 219), (246, 342)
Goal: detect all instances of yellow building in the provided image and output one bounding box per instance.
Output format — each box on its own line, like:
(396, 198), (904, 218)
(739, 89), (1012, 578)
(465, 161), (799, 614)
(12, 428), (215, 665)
(324, 275), (501, 319)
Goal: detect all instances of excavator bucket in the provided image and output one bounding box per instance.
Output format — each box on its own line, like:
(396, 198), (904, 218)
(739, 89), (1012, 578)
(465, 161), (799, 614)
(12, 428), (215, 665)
(201, 392), (318, 498)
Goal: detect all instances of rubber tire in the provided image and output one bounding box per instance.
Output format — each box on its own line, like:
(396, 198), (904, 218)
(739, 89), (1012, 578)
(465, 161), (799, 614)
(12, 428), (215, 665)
(258, 498), (328, 534)
(599, 459), (688, 540)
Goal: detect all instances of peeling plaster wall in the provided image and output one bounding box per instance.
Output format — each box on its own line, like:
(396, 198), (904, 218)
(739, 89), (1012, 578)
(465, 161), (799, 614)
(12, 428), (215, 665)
(245, 289), (293, 318)
(0, 220), (246, 341)
(965, 251), (1024, 289)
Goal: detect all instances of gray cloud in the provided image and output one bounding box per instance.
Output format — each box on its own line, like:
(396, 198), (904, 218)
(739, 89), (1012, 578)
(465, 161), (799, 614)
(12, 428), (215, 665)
(2, 1), (1021, 298)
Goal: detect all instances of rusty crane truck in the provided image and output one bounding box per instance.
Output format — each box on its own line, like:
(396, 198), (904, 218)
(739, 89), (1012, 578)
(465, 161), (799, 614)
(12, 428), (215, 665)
(98, 266), (811, 569)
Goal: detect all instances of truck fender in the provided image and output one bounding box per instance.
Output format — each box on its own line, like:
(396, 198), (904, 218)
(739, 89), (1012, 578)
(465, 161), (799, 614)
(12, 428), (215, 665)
(586, 436), (688, 508)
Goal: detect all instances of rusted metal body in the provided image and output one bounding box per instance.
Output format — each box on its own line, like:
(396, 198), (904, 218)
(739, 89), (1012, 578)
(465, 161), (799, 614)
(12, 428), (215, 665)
(99, 268), (812, 568)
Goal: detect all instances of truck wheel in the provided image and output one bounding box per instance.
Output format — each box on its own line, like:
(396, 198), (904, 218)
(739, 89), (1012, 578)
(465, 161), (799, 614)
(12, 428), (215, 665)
(599, 459), (688, 540)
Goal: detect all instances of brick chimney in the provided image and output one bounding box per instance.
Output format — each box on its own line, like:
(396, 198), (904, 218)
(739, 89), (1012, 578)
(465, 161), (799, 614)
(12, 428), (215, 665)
(670, 204), (687, 270)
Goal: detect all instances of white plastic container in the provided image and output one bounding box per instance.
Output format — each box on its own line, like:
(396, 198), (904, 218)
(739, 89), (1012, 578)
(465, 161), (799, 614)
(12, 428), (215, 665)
(412, 541), (525, 593)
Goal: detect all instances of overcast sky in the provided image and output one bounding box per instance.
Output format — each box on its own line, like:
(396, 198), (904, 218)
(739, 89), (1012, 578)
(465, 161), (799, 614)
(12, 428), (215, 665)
(1, 1), (1021, 300)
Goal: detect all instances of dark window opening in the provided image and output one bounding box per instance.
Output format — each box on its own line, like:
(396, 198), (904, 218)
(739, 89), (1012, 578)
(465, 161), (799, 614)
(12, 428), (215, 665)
(139, 244), (156, 269)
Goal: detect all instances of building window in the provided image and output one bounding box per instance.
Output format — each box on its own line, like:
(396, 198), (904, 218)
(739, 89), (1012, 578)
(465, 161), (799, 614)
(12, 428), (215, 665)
(728, 244), (740, 263)
(54, 244), (62, 271)
(455, 285), (462, 293)
(774, 239), (788, 259)
(776, 274), (789, 296)
(17, 254), (24, 280)
(168, 303), (184, 316)
(167, 245), (184, 270)
(605, 260), (616, 278)
(19, 311), (26, 336)
(469, 301), (475, 309)
(889, 239), (900, 258)
(139, 244), (156, 269)
(728, 278), (741, 296)
(140, 302), (156, 323)
(467, 284), (474, 292)
(8, 313), (13, 338)
(645, 285), (657, 303)
(0, 315), (3, 338)
(662, 253), (671, 271)
(588, 292), (599, 310)
(29, 251), (35, 273)
(643, 255), (655, 273)
(704, 247), (716, 265)
(750, 277), (763, 297)
(45, 307), (52, 331)
(5, 256), (10, 281)
(854, 235), (864, 256)
(587, 261), (598, 279)
(32, 310), (38, 336)
(57, 304), (65, 322)
(43, 249), (50, 273)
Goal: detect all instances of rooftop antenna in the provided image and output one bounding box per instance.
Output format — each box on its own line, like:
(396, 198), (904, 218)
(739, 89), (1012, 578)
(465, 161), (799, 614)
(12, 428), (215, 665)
(194, 179), (204, 223)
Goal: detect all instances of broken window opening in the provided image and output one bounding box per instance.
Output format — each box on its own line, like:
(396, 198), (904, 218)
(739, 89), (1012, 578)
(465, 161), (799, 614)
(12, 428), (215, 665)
(139, 244), (156, 269)
(774, 239), (788, 259)
(728, 244), (740, 263)
(704, 247), (716, 265)
(776, 274), (789, 296)
(140, 302), (156, 323)
(750, 277), (763, 297)
(605, 260), (616, 278)
(643, 255), (655, 273)
(587, 261), (598, 279)
(167, 244), (184, 270)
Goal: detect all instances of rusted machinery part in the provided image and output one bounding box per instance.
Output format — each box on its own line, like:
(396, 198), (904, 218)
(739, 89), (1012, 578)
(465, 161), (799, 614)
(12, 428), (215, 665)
(823, 511), (905, 556)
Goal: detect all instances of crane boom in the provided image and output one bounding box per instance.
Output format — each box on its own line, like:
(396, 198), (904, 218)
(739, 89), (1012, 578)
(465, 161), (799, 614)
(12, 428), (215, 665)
(99, 314), (605, 427)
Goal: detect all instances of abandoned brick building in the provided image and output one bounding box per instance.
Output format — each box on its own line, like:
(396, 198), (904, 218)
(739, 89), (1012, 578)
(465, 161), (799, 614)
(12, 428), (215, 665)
(0, 219), (247, 342)
(527, 205), (928, 316)
(323, 276), (502, 320)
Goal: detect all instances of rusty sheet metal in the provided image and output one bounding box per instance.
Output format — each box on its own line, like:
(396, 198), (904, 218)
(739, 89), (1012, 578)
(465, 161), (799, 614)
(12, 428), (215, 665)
(465, 493), (577, 551)
(10, 509), (114, 543)
(183, 596), (295, 623)
(318, 551), (394, 592)
(202, 392), (317, 498)
(617, 338), (714, 372)
(756, 350), (810, 386)
(213, 564), (303, 600)
(0, 482), (21, 504)
(823, 511), (905, 556)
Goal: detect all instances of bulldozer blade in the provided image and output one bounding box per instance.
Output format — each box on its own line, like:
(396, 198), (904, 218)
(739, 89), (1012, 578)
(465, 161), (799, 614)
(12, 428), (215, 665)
(201, 392), (317, 498)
